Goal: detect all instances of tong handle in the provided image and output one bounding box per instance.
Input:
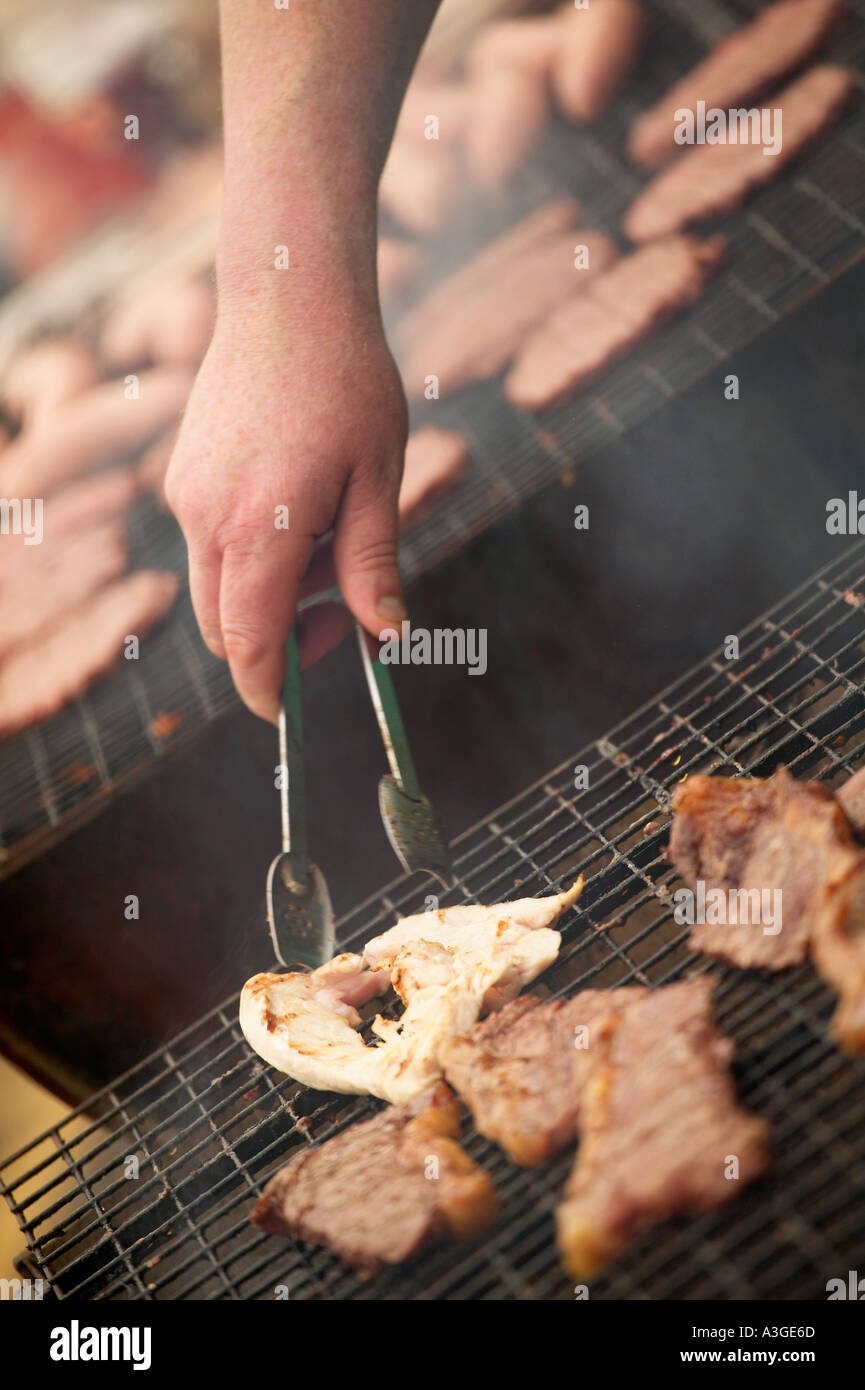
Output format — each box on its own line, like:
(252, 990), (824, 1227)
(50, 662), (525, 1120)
(278, 631), (309, 879)
(356, 624), (422, 801)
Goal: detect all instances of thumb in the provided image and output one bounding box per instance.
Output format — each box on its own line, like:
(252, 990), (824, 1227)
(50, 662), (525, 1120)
(332, 465), (406, 638)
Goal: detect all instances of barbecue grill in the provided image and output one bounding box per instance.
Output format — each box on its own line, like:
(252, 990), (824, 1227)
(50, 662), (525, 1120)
(4, 539), (865, 1300)
(2, 0), (865, 883)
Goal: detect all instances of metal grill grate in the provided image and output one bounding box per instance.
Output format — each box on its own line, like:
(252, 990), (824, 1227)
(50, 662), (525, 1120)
(4, 539), (865, 1300)
(2, 0), (865, 879)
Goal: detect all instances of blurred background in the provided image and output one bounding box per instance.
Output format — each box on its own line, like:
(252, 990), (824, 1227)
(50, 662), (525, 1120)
(0, 0), (863, 1281)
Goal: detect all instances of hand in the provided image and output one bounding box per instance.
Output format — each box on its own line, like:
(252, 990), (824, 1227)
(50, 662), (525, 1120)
(164, 297), (408, 723)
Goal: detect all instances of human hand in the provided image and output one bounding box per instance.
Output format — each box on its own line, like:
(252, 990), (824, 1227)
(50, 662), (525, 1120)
(165, 297), (408, 723)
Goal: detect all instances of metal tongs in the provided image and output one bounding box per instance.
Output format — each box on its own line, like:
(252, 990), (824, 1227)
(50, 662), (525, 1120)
(266, 624), (454, 969)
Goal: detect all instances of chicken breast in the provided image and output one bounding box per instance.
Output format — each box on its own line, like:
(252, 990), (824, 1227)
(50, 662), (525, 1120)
(239, 880), (582, 1104)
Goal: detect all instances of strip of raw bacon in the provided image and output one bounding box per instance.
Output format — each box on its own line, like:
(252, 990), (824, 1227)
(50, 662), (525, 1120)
(0, 570), (179, 736)
(628, 0), (845, 168)
(505, 234), (725, 410)
(0, 521), (127, 660)
(624, 65), (854, 242)
(400, 229), (618, 398)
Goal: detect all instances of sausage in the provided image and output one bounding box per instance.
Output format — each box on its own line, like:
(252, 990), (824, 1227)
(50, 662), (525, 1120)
(552, 0), (645, 123)
(100, 277), (215, 369)
(398, 428), (469, 528)
(395, 81), (471, 148)
(378, 238), (422, 301)
(468, 13), (565, 75)
(379, 135), (459, 236)
(0, 367), (193, 496)
(505, 234), (726, 410)
(3, 339), (100, 427)
(623, 65), (854, 242)
(136, 427), (179, 502)
(628, 0), (845, 169)
(465, 62), (550, 187)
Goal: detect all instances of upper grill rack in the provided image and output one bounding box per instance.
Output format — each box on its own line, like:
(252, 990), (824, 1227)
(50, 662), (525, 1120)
(4, 538), (865, 1300)
(2, 0), (865, 880)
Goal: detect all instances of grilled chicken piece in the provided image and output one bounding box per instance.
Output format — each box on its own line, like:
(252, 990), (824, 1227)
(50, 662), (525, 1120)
(624, 66), (854, 242)
(252, 1082), (498, 1270)
(442, 986), (646, 1165)
(239, 881), (582, 1104)
(557, 978), (770, 1281)
(628, 0), (845, 169)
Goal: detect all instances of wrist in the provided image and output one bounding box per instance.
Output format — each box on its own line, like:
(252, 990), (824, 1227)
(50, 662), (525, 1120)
(216, 166), (381, 329)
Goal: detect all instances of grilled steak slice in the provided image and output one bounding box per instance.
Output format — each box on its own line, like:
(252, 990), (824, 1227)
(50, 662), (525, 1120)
(624, 66), (854, 242)
(0, 570), (178, 736)
(441, 987), (646, 1165)
(812, 853), (865, 1050)
(251, 1082), (498, 1270)
(628, 0), (845, 169)
(836, 766), (865, 840)
(505, 234), (725, 410)
(400, 228), (618, 399)
(556, 977), (770, 1280)
(670, 767), (858, 968)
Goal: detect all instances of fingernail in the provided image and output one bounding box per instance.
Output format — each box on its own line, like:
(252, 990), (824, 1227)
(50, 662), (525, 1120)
(377, 595), (408, 623)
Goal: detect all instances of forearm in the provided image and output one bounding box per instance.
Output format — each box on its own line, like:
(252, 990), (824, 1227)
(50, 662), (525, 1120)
(217, 0), (441, 315)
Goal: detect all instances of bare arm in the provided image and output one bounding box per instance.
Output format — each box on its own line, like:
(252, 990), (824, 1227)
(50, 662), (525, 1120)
(166, 0), (441, 721)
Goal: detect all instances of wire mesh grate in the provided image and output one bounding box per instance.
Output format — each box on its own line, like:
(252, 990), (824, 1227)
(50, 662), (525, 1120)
(2, 0), (865, 878)
(4, 539), (865, 1300)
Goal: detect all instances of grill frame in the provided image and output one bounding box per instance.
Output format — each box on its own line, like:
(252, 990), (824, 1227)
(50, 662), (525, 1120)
(4, 538), (865, 1300)
(3, 0), (865, 879)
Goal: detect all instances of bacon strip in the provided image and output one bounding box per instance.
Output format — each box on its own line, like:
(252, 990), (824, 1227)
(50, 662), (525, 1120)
(0, 570), (179, 736)
(629, 0), (845, 169)
(624, 66), (854, 243)
(505, 234), (725, 410)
